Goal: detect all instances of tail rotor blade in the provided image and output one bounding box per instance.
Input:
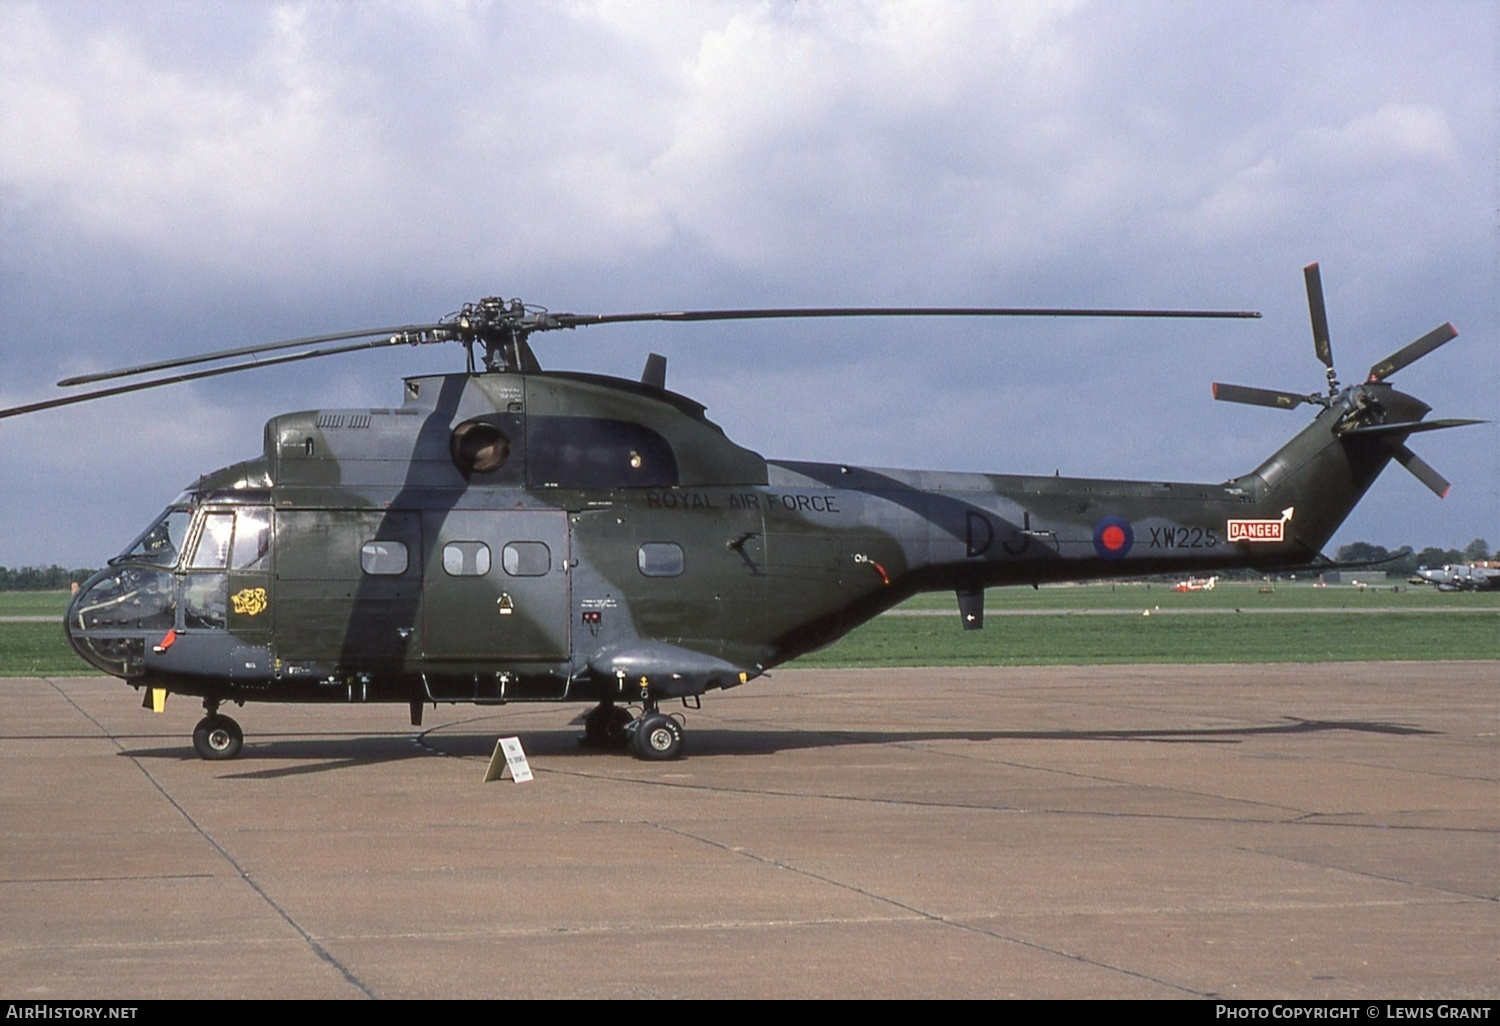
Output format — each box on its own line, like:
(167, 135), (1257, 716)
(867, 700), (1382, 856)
(1212, 382), (1311, 409)
(1368, 323), (1458, 383)
(1390, 442), (1451, 499)
(1304, 263), (1334, 371)
(1214, 263), (1471, 502)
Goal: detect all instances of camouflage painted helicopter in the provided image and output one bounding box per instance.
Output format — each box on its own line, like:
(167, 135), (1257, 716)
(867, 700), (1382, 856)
(1, 265), (1475, 761)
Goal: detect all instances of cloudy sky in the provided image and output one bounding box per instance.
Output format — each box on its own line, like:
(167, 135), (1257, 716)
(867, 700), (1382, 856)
(1, 0), (1494, 568)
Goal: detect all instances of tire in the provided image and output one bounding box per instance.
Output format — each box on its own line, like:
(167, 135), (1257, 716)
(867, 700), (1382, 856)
(583, 704), (634, 748)
(603, 705), (633, 746)
(630, 713), (683, 761)
(193, 715), (243, 761)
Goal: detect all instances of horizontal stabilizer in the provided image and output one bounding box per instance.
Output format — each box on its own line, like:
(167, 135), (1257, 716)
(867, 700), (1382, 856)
(1340, 418), (1483, 438)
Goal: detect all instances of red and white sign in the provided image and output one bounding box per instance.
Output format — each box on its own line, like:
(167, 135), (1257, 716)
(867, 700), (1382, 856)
(1227, 507), (1294, 544)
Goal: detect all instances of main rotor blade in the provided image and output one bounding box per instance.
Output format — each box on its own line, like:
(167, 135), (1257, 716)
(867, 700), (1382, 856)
(554, 306), (1262, 329)
(56, 305), (1260, 387)
(1389, 442), (1451, 498)
(1304, 263), (1334, 371)
(1367, 322), (1458, 383)
(57, 322), (447, 387)
(4, 336), (423, 421)
(1211, 382), (1311, 409)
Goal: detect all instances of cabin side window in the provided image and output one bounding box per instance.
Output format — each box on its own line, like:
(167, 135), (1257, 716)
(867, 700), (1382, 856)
(502, 542), (551, 577)
(637, 542), (685, 577)
(360, 541), (409, 575)
(442, 542), (492, 576)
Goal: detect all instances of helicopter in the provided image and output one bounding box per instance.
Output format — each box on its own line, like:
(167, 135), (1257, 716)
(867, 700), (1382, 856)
(0, 264), (1476, 762)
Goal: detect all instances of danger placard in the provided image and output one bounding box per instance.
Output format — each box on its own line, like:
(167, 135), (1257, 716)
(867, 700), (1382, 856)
(1227, 507), (1294, 544)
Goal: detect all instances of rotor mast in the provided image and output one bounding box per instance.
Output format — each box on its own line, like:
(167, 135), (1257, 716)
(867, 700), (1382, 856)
(447, 297), (549, 373)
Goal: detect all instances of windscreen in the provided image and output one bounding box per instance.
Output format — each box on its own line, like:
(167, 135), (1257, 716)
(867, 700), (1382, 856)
(112, 508), (193, 568)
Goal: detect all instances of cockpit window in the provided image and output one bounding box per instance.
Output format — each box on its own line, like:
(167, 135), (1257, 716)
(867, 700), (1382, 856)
(190, 513), (236, 569)
(115, 509), (193, 567)
(231, 508), (272, 571)
(181, 508), (274, 572)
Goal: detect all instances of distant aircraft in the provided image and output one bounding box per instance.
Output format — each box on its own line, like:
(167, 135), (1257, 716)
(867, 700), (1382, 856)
(1410, 563), (1500, 592)
(1172, 576), (1219, 592)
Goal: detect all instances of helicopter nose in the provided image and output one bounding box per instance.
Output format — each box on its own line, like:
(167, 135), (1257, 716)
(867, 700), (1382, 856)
(65, 567), (176, 678)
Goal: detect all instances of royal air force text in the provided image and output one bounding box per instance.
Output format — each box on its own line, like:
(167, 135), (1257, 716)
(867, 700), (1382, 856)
(645, 491), (840, 514)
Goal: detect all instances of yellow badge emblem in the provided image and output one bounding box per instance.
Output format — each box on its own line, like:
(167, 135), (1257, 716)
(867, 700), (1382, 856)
(231, 587), (268, 616)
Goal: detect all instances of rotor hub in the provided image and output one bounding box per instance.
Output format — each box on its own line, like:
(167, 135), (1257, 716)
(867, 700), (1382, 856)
(444, 297), (554, 373)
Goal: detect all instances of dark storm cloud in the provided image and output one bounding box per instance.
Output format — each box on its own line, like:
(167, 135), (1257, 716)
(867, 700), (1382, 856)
(1, 1), (1493, 565)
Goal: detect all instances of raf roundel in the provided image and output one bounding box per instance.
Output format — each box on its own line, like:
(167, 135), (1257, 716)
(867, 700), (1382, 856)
(1092, 516), (1134, 560)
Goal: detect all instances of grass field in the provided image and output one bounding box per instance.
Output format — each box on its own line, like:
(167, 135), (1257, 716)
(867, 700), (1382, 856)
(897, 580), (1500, 612)
(2, 583), (1495, 677)
(0, 592), (75, 616)
(794, 609), (1498, 667)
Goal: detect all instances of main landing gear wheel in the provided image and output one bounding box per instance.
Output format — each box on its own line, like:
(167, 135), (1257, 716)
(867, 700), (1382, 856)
(581, 703), (635, 749)
(630, 712), (684, 761)
(193, 714), (243, 761)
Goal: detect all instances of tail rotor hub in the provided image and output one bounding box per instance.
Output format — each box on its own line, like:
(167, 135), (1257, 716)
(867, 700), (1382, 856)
(1210, 262), (1473, 498)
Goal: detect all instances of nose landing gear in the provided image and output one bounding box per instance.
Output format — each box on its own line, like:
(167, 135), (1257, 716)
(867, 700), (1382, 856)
(192, 700), (243, 761)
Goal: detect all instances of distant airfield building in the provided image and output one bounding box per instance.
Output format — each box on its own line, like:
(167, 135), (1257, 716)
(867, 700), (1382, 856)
(1320, 571), (1388, 585)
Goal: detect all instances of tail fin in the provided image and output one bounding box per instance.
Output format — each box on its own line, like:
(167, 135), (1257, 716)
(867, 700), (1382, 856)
(1234, 406), (1400, 558)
